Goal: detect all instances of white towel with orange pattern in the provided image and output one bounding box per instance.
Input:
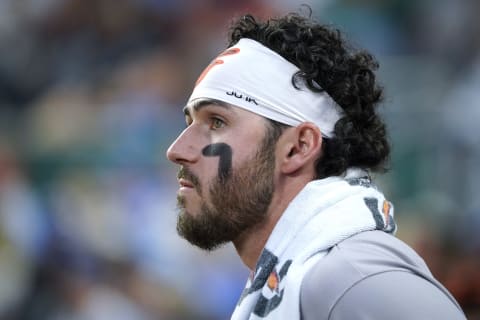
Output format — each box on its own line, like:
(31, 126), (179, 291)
(231, 168), (396, 320)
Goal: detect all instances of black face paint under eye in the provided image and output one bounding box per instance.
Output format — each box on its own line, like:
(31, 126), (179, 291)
(202, 143), (232, 181)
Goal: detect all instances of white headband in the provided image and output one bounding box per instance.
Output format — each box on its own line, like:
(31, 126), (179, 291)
(188, 38), (341, 137)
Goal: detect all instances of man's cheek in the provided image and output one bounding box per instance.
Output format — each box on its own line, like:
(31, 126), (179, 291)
(202, 143), (233, 181)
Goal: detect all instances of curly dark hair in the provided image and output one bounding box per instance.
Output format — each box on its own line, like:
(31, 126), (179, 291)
(227, 12), (390, 178)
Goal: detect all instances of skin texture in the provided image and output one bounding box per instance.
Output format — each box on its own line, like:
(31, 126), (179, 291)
(167, 99), (276, 252)
(201, 143), (232, 181)
(176, 134), (275, 251)
(167, 98), (322, 269)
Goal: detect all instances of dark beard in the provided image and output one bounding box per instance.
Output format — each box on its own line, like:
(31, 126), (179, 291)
(176, 131), (276, 251)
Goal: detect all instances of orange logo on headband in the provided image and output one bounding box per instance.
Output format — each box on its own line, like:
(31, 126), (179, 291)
(195, 48), (240, 86)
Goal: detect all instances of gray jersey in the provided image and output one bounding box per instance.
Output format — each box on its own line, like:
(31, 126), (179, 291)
(300, 230), (466, 320)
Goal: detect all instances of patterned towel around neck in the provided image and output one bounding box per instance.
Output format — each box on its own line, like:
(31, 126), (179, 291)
(231, 169), (396, 320)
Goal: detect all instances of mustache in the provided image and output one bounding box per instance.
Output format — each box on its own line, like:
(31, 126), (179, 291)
(177, 167), (201, 190)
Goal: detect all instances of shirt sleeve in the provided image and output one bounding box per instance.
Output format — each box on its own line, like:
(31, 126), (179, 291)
(302, 270), (467, 320)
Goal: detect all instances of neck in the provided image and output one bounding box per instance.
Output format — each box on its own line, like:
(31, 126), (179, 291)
(232, 177), (309, 270)
(233, 221), (272, 270)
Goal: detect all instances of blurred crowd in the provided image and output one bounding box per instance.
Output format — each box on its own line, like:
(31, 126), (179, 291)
(0, 0), (479, 319)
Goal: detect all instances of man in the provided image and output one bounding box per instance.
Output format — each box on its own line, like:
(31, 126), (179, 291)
(166, 12), (466, 320)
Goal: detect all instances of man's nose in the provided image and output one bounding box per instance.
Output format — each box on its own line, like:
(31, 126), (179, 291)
(166, 127), (200, 165)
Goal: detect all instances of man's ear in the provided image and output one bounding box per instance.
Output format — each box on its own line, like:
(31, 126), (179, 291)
(280, 122), (322, 175)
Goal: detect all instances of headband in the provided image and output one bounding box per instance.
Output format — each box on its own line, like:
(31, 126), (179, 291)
(188, 38), (341, 137)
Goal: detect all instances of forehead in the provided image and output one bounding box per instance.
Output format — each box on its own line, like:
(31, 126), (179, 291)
(183, 98), (232, 115)
(183, 99), (269, 124)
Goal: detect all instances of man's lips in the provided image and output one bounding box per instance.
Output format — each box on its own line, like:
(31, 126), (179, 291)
(177, 167), (200, 192)
(179, 178), (194, 188)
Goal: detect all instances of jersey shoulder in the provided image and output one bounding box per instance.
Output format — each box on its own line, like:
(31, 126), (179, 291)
(300, 230), (465, 320)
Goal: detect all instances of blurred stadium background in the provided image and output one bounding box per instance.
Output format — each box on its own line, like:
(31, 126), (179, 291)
(0, 0), (479, 319)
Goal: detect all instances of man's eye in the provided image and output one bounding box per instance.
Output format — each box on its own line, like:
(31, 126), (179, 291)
(210, 117), (225, 129)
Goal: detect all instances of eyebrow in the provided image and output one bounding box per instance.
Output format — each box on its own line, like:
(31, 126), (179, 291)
(183, 99), (231, 116)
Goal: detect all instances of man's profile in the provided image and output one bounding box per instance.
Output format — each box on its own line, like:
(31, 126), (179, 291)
(166, 11), (466, 320)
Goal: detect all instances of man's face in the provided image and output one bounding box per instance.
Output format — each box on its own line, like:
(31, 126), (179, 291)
(166, 99), (277, 250)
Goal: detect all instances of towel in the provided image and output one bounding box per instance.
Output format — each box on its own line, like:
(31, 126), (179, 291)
(231, 169), (396, 319)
